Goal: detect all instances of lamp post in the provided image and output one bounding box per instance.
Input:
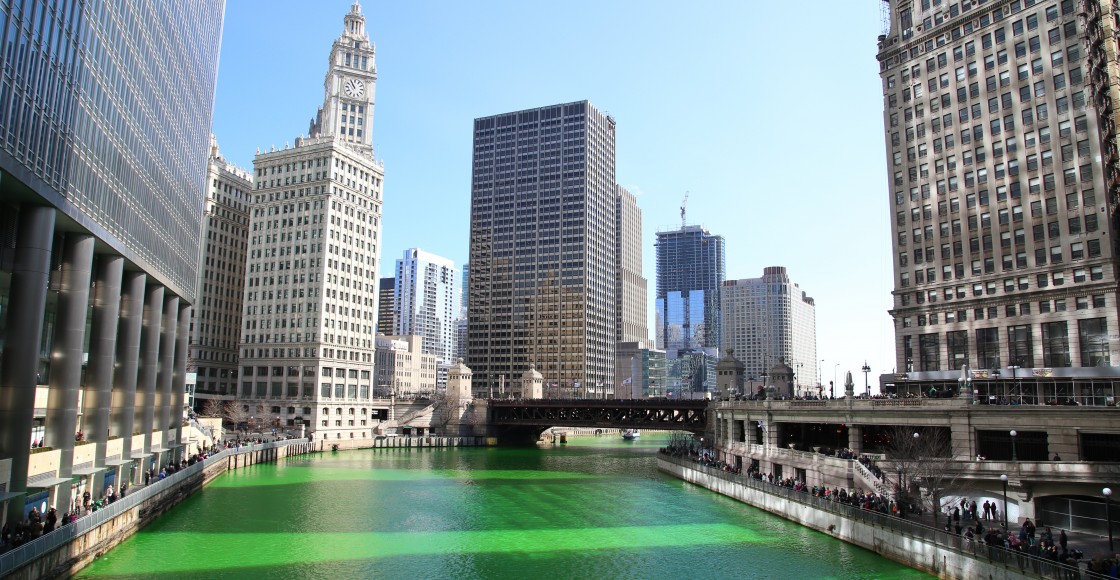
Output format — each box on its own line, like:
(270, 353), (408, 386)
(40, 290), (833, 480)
(833, 363), (839, 394)
(819, 359), (824, 389)
(1000, 474), (1009, 529)
(862, 361), (871, 397)
(1009, 429), (1018, 461)
(1105, 487), (1114, 552)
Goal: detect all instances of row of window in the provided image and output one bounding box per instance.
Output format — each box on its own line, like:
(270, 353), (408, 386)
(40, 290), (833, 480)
(903, 293), (1108, 327)
(902, 317), (1110, 370)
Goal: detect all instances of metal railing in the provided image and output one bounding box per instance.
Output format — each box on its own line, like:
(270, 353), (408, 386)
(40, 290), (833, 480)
(0, 439), (307, 577)
(659, 453), (1111, 580)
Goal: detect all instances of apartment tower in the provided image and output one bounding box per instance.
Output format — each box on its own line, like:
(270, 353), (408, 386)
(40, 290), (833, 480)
(393, 248), (459, 365)
(721, 267), (818, 391)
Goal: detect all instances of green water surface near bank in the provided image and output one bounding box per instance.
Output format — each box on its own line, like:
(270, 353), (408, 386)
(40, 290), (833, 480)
(76, 435), (929, 579)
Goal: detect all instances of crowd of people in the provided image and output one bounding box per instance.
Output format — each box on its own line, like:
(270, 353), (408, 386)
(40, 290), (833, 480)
(661, 440), (1116, 575)
(0, 448), (222, 554)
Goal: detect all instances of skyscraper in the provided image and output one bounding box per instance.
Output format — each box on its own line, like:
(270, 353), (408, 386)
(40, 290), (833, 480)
(655, 225), (726, 359)
(467, 101), (618, 397)
(721, 267), (817, 391)
(616, 185), (649, 345)
(190, 137), (253, 408)
(0, 0), (224, 521)
(880, 0), (1120, 373)
(377, 276), (396, 335)
(241, 3), (385, 441)
(393, 248), (459, 365)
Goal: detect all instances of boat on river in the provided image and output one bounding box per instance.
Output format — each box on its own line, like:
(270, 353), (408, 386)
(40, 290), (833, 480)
(622, 429), (641, 440)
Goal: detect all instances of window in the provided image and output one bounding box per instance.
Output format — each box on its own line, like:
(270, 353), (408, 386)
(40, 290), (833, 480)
(919, 333), (941, 371)
(977, 328), (1001, 368)
(1042, 321), (1071, 367)
(1007, 325), (1035, 367)
(1079, 318), (1111, 367)
(948, 331), (969, 369)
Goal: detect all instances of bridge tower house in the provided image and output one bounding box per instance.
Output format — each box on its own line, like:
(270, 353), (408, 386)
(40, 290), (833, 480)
(520, 364), (543, 399)
(716, 349), (745, 401)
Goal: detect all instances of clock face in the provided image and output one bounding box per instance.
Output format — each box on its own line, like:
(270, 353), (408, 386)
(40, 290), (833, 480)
(344, 78), (365, 98)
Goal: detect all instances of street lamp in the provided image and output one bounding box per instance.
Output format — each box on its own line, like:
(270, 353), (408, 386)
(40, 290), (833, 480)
(1000, 474), (1009, 529)
(1010, 429), (1018, 461)
(862, 361), (871, 397)
(1105, 487), (1114, 552)
(833, 363), (840, 394)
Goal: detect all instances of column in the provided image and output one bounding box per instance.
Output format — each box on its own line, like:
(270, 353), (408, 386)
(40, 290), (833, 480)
(155, 295), (178, 462)
(44, 233), (95, 511)
(848, 425), (863, 455)
(137, 285), (164, 457)
(81, 255), (123, 497)
(111, 271), (146, 480)
(0, 205), (56, 525)
(170, 303), (191, 459)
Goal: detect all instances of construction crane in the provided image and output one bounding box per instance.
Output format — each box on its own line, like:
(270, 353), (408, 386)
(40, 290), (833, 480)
(680, 191), (689, 228)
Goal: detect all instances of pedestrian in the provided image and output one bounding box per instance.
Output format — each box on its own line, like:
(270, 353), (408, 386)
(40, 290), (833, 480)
(983, 500), (992, 520)
(1059, 529), (1068, 551)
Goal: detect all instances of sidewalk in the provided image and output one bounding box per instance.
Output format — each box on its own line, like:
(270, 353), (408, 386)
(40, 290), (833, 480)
(904, 509), (1116, 560)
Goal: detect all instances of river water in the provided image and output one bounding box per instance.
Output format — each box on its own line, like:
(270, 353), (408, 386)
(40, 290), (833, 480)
(76, 434), (928, 579)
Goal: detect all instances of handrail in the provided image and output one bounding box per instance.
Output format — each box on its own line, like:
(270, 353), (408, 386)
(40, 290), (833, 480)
(853, 459), (892, 497)
(0, 439), (308, 577)
(659, 453), (1110, 580)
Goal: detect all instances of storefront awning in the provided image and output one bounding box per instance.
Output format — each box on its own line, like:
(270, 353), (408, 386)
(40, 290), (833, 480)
(27, 477), (72, 489)
(72, 466), (106, 476)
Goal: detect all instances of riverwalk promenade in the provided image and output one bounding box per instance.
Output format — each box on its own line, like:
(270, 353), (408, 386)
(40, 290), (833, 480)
(658, 452), (1118, 579)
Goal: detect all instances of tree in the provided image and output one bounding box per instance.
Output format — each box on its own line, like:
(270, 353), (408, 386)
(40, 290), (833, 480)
(222, 401), (250, 431)
(885, 425), (961, 527)
(201, 398), (223, 418)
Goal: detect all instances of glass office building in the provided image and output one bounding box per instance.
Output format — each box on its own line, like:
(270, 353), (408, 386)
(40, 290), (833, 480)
(0, 0), (224, 523)
(655, 225), (726, 361)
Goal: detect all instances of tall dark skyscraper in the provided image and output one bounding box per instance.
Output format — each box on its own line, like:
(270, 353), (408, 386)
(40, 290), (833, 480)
(655, 225), (726, 360)
(0, 0), (224, 521)
(467, 101), (619, 397)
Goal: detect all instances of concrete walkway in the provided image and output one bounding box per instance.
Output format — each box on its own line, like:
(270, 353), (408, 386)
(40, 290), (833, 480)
(904, 509), (1116, 561)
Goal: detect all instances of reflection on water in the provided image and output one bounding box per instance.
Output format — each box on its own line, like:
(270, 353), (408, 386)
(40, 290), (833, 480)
(76, 433), (929, 579)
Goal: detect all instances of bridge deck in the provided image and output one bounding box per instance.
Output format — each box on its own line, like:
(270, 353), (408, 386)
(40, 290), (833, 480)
(488, 399), (708, 431)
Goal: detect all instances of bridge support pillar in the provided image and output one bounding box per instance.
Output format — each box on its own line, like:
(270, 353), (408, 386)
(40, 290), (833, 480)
(847, 425), (863, 455)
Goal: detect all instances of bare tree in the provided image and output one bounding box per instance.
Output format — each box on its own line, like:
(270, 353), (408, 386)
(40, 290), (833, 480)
(222, 401), (249, 431)
(885, 425), (961, 526)
(201, 398), (223, 418)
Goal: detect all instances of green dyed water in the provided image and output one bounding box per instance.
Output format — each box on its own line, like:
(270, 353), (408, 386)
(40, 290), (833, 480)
(76, 435), (929, 579)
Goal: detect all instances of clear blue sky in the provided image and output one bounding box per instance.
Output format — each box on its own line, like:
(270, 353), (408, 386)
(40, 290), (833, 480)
(212, 0), (897, 389)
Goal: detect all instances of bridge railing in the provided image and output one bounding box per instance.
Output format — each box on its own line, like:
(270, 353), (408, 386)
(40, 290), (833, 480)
(0, 439), (307, 577)
(660, 453), (1110, 580)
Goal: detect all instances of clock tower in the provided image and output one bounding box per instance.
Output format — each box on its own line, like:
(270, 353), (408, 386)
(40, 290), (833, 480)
(309, 1), (377, 153)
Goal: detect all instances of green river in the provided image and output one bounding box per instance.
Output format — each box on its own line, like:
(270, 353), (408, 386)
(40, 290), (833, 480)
(75, 434), (929, 579)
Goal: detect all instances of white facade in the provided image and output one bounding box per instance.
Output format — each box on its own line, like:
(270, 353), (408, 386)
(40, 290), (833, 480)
(190, 136), (252, 406)
(721, 267), (818, 393)
(239, 3), (386, 442)
(374, 335), (437, 397)
(393, 248), (459, 365)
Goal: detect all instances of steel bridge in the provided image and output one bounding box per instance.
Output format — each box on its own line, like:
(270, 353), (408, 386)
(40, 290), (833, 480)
(488, 399), (709, 433)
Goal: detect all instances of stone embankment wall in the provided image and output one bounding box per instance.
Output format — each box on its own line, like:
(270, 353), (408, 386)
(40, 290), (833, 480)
(658, 455), (1060, 580)
(3, 441), (314, 580)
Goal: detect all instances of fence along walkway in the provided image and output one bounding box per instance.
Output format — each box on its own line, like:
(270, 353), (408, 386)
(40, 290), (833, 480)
(659, 453), (1112, 580)
(0, 439), (307, 578)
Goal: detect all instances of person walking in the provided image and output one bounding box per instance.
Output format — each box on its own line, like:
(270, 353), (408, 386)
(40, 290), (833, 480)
(1059, 529), (1068, 552)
